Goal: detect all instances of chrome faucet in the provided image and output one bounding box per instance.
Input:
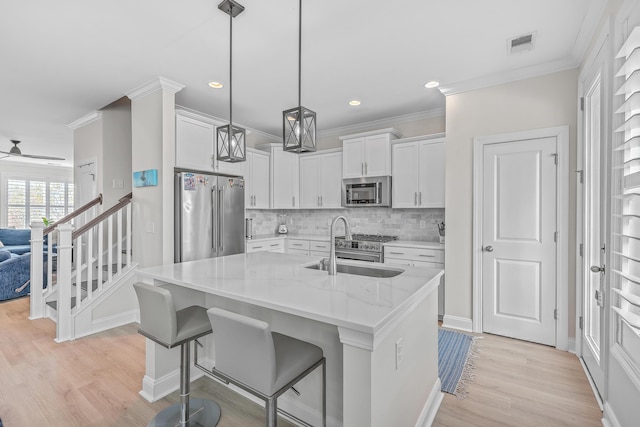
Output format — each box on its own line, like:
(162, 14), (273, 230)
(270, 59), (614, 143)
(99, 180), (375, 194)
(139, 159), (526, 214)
(329, 215), (352, 275)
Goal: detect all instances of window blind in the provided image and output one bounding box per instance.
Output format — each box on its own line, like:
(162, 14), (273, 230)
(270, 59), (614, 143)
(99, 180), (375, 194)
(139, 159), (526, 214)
(612, 26), (640, 371)
(5, 178), (74, 228)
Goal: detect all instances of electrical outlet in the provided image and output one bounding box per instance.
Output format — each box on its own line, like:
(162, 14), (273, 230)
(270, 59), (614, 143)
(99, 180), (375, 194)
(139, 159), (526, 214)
(395, 338), (404, 370)
(420, 220), (426, 229)
(327, 218), (332, 226)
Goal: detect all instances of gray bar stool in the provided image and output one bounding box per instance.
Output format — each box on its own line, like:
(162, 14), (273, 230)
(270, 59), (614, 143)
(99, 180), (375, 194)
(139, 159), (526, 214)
(133, 282), (221, 427)
(206, 307), (326, 427)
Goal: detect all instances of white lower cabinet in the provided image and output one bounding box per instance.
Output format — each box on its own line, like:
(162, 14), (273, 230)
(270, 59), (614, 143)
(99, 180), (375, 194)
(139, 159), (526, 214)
(384, 244), (445, 318)
(287, 238), (310, 256)
(286, 237), (331, 257)
(246, 238), (284, 253)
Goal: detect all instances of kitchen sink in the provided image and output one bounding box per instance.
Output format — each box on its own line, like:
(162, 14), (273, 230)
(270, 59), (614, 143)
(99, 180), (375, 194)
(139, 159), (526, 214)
(305, 260), (404, 278)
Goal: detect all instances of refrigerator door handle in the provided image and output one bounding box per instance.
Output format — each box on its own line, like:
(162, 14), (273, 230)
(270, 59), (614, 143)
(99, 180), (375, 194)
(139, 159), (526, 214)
(218, 186), (224, 252)
(211, 186), (217, 253)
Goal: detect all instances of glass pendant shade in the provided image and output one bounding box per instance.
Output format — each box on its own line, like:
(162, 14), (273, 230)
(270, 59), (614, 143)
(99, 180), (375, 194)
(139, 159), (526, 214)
(283, 106), (316, 152)
(216, 124), (246, 162)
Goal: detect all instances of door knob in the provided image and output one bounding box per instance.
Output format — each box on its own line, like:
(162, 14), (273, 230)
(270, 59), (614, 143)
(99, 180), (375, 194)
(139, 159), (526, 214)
(590, 265), (605, 273)
(484, 245), (493, 252)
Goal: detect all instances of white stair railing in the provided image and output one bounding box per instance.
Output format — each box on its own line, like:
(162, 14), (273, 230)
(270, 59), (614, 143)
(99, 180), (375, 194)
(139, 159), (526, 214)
(29, 193), (133, 342)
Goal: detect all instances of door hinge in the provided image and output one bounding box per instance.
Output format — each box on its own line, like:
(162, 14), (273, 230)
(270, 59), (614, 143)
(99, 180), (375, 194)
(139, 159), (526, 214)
(579, 316), (584, 330)
(551, 153), (558, 165)
(580, 97), (585, 111)
(554, 231), (558, 242)
(579, 243), (584, 257)
(554, 308), (558, 320)
(576, 170), (583, 184)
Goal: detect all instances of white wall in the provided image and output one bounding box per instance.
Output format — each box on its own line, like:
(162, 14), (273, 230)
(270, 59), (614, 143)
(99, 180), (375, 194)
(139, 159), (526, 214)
(444, 69), (579, 335)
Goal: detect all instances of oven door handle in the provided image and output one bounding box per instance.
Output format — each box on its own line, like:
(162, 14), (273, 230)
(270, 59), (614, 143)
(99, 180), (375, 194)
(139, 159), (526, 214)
(334, 249), (382, 263)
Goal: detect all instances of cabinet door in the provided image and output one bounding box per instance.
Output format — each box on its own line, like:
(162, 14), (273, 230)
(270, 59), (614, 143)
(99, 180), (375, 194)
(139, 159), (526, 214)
(418, 140), (445, 208)
(271, 149), (300, 209)
(214, 154), (244, 176)
(251, 152), (270, 209)
(300, 156), (321, 208)
(319, 152), (343, 208)
(392, 142), (419, 208)
(364, 134), (391, 176)
(176, 115), (214, 171)
(342, 138), (365, 178)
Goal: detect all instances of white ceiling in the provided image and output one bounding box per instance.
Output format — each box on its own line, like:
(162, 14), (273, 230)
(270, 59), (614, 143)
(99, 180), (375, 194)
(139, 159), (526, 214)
(0, 0), (606, 167)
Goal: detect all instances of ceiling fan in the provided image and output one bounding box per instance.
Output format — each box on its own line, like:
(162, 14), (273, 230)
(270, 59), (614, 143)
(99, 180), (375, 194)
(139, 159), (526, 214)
(0, 139), (65, 161)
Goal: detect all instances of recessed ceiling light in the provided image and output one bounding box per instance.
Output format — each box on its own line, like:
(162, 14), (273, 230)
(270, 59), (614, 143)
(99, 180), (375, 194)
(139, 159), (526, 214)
(349, 100), (361, 106)
(424, 81), (440, 89)
(208, 81), (223, 89)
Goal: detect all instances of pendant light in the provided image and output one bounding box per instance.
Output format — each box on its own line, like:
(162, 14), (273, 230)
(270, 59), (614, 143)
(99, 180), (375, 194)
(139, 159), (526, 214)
(283, 0), (316, 153)
(216, 0), (246, 162)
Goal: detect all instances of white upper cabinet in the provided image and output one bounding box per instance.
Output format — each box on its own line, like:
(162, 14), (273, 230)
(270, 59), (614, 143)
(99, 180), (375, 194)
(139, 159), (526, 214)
(340, 129), (400, 178)
(267, 144), (300, 209)
(176, 114), (214, 171)
(392, 134), (445, 208)
(245, 149), (270, 209)
(299, 149), (343, 208)
(175, 110), (244, 176)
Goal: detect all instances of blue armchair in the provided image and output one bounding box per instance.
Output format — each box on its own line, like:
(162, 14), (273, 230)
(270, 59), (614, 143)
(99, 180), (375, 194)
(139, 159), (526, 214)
(0, 250), (48, 302)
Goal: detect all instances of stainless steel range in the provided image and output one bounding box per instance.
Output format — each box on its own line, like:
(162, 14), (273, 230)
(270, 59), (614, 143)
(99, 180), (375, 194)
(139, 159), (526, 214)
(334, 233), (398, 263)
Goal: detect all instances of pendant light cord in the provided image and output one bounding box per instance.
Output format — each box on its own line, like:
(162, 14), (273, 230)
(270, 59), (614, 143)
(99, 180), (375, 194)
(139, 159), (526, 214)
(298, 0), (302, 107)
(229, 7), (234, 128)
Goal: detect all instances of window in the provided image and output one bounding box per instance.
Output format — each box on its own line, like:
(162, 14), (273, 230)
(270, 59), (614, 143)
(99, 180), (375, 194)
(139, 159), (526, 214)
(612, 26), (640, 376)
(6, 178), (74, 228)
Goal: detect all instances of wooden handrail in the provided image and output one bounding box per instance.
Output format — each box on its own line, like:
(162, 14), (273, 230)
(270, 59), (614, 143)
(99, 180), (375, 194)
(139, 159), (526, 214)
(44, 193), (103, 236)
(72, 194), (132, 240)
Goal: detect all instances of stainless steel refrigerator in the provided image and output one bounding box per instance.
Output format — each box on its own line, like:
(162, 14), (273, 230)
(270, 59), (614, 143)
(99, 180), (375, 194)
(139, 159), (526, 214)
(175, 171), (245, 262)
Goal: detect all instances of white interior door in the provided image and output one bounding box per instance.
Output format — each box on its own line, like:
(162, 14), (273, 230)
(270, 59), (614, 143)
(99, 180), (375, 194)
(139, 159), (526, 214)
(481, 137), (558, 346)
(579, 42), (607, 397)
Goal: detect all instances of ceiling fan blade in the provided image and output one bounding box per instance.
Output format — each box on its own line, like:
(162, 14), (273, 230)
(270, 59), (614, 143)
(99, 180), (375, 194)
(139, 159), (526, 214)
(0, 150), (19, 157)
(19, 153), (66, 161)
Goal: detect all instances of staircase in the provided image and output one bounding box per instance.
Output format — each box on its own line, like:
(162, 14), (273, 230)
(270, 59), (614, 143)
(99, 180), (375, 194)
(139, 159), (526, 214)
(29, 193), (138, 342)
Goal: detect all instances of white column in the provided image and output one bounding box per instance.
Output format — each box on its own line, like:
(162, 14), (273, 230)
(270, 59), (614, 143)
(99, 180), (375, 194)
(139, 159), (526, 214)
(55, 223), (74, 342)
(127, 77), (184, 268)
(29, 222), (45, 319)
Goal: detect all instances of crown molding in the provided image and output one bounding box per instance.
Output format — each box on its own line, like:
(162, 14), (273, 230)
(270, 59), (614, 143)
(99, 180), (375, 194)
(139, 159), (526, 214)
(126, 77), (185, 101)
(67, 111), (102, 130)
(176, 105), (283, 142)
(439, 57), (579, 96)
(338, 127), (402, 141)
(318, 108), (445, 138)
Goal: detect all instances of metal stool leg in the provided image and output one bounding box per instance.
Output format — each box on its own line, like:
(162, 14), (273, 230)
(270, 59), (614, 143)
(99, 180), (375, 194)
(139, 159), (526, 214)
(266, 397), (277, 427)
(148, 340), (222, 427)
(180, 342), (190, 424)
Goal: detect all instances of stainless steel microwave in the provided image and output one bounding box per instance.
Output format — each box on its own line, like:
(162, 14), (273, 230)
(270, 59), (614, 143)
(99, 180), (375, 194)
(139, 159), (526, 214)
(342, 176), (392, 207)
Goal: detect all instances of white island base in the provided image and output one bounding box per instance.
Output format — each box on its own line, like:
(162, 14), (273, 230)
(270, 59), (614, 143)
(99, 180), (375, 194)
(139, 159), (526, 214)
(136, 252), (443, 427)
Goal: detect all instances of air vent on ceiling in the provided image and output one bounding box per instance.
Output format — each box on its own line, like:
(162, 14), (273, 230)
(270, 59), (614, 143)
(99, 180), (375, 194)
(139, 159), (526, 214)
(508, 32), (536, 55)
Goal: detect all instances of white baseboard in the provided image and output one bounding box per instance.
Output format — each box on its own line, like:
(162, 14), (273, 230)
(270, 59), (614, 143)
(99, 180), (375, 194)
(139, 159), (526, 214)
(415, 378), (443, 427)
(602, 402), (621, 427)
(139, 365), (206, 403)
(442, 315), (473, 332)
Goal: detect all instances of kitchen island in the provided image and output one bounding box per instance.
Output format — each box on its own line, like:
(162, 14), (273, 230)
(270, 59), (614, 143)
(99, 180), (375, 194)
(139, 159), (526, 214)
(136, 251), (443, 427)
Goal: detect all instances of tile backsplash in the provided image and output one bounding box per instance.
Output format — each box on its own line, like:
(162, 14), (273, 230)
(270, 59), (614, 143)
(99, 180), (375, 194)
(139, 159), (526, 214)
(246, 208), (445, 241)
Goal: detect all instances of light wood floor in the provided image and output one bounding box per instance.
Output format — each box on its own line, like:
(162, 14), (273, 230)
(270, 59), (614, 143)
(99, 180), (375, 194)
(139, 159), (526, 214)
(0, 297), (601, 426)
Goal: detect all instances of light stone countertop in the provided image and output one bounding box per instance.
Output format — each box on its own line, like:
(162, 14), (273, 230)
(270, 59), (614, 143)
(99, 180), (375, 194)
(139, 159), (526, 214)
(384, 240), (445, 250)
(137, 251), (442, 335)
